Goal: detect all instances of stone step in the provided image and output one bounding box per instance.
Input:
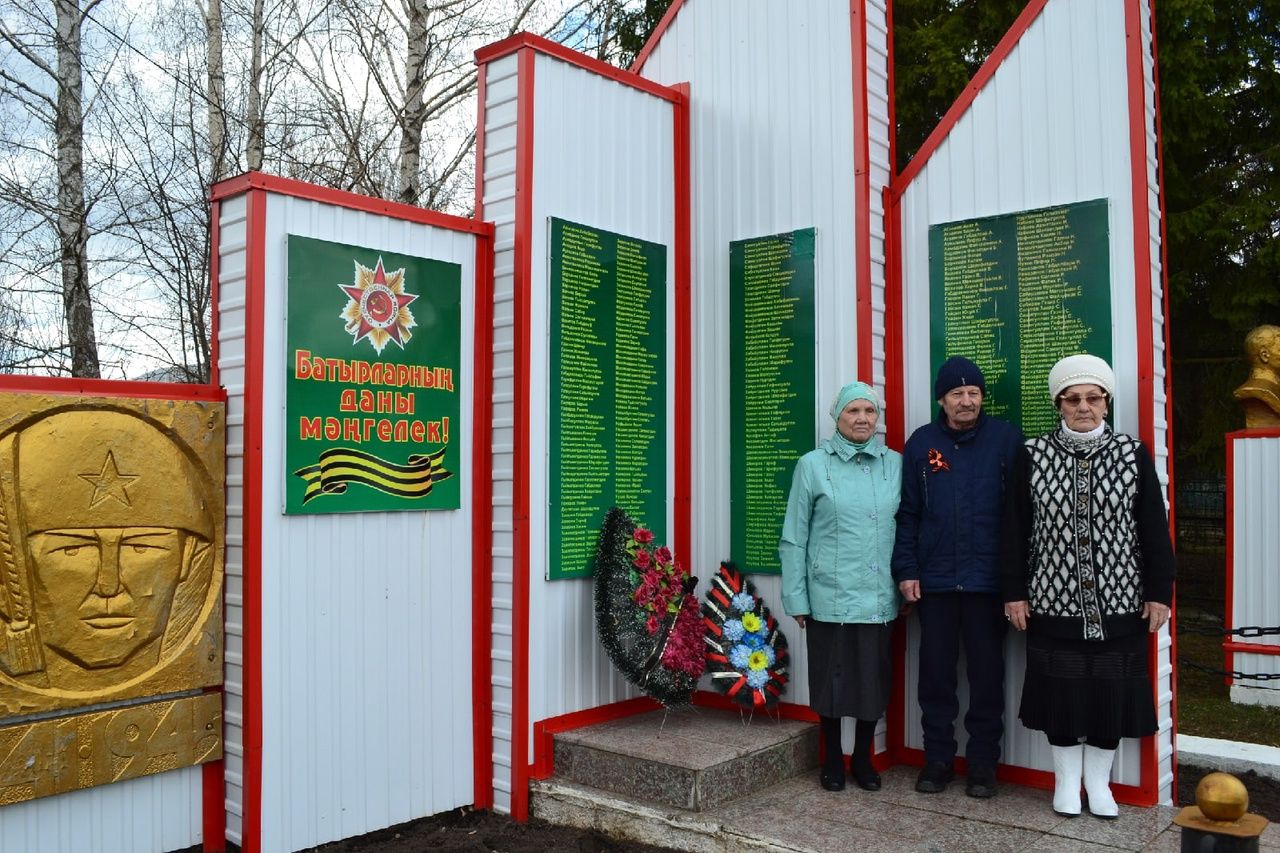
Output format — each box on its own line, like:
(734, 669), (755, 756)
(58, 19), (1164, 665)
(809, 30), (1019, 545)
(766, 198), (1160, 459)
(548, 706), (818, 813)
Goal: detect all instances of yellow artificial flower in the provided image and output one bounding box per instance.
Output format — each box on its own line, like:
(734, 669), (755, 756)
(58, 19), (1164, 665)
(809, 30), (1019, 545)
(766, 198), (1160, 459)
(740, 612), (762, 633)
(748, 650), (768, 671)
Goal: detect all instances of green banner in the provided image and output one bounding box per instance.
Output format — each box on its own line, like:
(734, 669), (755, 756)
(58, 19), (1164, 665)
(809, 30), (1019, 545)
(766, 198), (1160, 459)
(729, 228), (817, 575)
(548, 218), (667, 580)
(928, 200), (1112, 436)
(284, 235), (462, 514)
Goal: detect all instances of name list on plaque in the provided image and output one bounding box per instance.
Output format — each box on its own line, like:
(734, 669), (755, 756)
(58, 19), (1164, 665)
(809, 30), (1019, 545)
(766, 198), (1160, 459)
(548, 217), (667, 581)
(928, 200), (1111, 435)
(729, 228), (816, 575)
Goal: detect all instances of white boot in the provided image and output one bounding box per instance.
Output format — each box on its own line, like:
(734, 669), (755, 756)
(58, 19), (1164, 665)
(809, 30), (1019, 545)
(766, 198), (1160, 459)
(1050, 745), (1083, 816)
(1082, 745), (1119, 818)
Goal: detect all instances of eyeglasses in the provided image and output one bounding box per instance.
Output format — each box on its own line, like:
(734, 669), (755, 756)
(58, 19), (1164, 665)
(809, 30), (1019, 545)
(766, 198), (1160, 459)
(1060, 394), (1107, 407)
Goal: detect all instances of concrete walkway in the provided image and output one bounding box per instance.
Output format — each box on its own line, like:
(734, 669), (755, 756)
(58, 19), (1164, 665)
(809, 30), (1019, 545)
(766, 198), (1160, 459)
(536, 763), (1280, 852)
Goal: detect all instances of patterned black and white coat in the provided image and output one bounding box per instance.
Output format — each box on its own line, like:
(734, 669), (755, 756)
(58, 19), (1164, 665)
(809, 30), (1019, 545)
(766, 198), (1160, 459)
(1002, 428), (1175, 642)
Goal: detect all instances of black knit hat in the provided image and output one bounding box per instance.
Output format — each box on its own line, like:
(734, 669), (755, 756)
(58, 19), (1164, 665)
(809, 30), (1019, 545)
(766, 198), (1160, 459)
(934, 356), (986, 400)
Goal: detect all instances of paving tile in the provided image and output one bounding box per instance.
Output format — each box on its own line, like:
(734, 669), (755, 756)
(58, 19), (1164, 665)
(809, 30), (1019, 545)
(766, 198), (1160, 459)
(1023, 836), (1131, 852)
(870, 766), (1068, 832)
(1139, 828), (1183, 853)
(1046, 803), (1179, 850)
(728, 809), (917, 853)
(903, 817), (1045, 853)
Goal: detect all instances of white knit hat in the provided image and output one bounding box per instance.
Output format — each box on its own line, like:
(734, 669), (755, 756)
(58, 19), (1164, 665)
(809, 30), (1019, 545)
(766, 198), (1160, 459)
(1048, 354), (1116, 401)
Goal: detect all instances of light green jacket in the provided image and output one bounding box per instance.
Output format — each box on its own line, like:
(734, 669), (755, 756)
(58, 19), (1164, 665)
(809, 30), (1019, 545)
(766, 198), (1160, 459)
(779, 436), (902, 623)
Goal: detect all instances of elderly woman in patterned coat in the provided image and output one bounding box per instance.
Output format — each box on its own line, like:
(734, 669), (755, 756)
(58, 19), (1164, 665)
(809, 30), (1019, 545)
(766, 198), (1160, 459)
(1001, 354), (1174, 819)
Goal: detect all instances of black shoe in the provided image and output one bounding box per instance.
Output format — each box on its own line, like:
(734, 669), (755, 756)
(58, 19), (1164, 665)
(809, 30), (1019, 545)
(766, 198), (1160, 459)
(820, 764), (846, 792)
(851, 756), (881, 791)
(966, 763), (997, 798)
(915, 761), (954, 793)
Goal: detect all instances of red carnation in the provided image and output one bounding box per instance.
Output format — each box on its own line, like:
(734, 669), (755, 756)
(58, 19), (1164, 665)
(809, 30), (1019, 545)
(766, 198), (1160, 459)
(633, 549), (651, 569)
(633, 528), (654, 544)
(654, 545), (672, 566)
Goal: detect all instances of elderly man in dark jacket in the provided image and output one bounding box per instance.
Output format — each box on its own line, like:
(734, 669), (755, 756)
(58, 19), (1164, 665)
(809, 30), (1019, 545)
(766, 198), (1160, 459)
(892, 357), (1023, 798)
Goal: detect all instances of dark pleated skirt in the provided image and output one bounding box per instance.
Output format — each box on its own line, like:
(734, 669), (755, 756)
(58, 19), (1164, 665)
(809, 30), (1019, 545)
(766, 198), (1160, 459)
(1018, 630), (1157, 740)
(805, 620), (892, 719)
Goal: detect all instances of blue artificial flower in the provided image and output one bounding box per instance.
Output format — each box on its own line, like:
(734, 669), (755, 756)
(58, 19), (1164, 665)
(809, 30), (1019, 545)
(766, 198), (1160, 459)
(746, 668), (769, 689)
(723, 619), (745, 642)
(729, 644), (752, 670)
(743, 631), (765, 650)
(761, 645), (776, 667)
(730, 592), (755, 613)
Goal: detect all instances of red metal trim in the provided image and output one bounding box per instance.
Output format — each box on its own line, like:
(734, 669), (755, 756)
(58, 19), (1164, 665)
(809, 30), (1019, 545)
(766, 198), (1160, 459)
(471, 232), (496, 810)
(209, 199), (222, 390)
(629, 0), (688, 73)
(882, 190), (905, 450)
(240, 188), (268, 853)
(475, 63), (488, 220)
(851, 0), (873, 379)
(1124, 0), (1160, 806)
(202, 760), (225, 853)
(1226, 427), (1280, 440)
(898, 746), (1148, 805)
(1224, 641), (1280, 657)
(531, 697), (663, 780)
(209, 173), (489, 236)
(673, 82), (693, 576)
(885, 0), (897, 178)
(892, 0), (1052, 193)
(509, 46), (536, 824)
(0, 374), (223, 400)
(476, 32), (682, 104)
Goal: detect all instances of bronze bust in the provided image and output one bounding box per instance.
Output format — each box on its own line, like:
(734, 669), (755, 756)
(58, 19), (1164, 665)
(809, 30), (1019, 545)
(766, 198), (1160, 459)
(1234, 325), (1280, 428)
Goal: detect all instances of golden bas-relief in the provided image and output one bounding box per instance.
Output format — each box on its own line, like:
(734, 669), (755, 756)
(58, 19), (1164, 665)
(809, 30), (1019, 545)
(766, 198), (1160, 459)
(0, 394), (224, 801)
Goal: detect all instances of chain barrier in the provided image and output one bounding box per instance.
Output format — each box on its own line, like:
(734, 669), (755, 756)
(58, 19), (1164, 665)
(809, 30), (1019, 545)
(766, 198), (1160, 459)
(1177, 618), (1280, 680)
(1177, 658), (1280, 682)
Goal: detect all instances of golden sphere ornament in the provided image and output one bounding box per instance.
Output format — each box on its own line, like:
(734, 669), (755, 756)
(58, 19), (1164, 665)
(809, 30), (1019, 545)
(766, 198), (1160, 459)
(1195, 772), (1249, 822)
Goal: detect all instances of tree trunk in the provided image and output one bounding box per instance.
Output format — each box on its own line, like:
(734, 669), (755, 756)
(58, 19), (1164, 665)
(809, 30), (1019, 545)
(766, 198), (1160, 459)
(397, 0), (430, 206)
(54, 0), (100, 378)
(246, 0), (265, 171)
(204, 0), (228, 181)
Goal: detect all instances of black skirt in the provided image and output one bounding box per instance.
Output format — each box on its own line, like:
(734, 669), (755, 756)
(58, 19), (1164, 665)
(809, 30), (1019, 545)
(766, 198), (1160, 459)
(804, 619), (892, 720)
(1018, 630), (1157, 740)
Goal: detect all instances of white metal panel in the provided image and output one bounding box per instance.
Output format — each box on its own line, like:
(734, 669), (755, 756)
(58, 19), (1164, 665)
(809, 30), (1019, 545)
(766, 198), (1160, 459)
(523, 51), (677, 756)
(479, 51), (520, 816)
(897, 0), (1170, 795)
(0, 767), (203, 853)
(639, 0), (889, 712)
(218, 189), (250, 848)
(246, 194), (477, 851)
(1230, 436), (1280, 700)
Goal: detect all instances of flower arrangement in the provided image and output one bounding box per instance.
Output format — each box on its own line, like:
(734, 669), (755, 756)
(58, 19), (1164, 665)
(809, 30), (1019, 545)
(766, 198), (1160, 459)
(702, 562), (788, 709)
(594, 507), (704, 705)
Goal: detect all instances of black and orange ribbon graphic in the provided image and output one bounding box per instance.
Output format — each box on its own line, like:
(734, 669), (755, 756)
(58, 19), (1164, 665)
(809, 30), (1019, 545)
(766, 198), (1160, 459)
(293, 447), (453, 504)
(927, 448), (950, 472)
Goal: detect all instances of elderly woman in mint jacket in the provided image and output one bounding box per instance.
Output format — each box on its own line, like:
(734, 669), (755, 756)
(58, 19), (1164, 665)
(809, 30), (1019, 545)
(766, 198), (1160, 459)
(780, 381), (902, 794)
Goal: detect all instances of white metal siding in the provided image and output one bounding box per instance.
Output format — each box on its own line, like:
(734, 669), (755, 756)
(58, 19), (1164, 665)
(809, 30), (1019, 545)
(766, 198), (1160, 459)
(524, 51), (677, 765)
(639, 0), (889, 713)
(219, 190), (250, 847)
(1229, 436), (1280, 699)
(896, 0), (1171, 797)
(0, 767), (203, 853)
(216, 189), (479, 850)
(479, 51), (520, 816)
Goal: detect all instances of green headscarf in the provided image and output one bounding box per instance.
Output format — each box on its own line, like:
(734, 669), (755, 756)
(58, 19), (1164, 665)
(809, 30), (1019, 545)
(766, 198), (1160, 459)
(828, 381), (880, 455)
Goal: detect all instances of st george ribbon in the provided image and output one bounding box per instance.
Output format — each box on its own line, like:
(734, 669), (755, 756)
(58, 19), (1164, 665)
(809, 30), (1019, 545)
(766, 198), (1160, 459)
(293, 446), (453, 504)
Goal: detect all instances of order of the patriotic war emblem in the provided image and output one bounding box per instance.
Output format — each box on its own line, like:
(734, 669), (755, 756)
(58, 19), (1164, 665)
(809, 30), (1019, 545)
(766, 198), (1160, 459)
(338, 257), (418, 354)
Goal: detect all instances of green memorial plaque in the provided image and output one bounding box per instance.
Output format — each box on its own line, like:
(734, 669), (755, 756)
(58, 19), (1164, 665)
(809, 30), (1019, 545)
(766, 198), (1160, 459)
(928, 200), (1112, 436)
(548, 218), (667, 580)
(729, 228), (817, 575)
(284, 235), (462, 514)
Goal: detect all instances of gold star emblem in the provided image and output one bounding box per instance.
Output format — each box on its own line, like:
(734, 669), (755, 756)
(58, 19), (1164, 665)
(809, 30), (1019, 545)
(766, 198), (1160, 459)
(79, 451), (139, 508)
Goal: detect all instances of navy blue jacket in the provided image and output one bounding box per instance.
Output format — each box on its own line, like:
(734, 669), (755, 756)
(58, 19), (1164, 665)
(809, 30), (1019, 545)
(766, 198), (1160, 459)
(891, 411), (1024, 594)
